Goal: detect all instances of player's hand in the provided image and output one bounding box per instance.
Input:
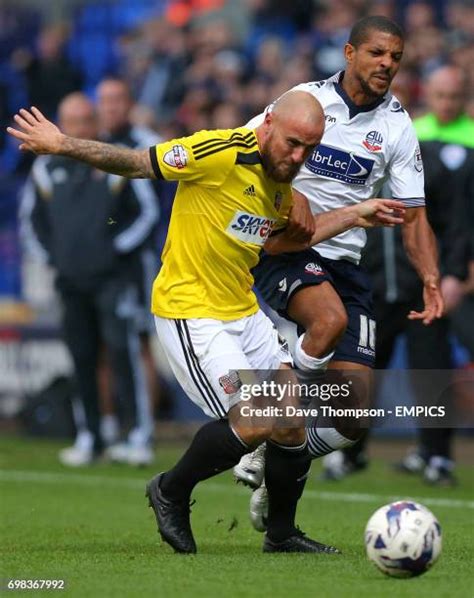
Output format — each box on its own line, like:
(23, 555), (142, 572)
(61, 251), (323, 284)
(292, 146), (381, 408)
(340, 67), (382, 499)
(354, 199), (406, 228)
(6, 107), (64, 155)
(408, 275), (444, 325)
(286, 189), (316, 243)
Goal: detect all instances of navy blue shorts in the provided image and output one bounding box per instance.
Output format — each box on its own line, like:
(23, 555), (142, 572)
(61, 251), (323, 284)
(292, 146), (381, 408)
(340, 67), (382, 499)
(253, 248), (376, 367)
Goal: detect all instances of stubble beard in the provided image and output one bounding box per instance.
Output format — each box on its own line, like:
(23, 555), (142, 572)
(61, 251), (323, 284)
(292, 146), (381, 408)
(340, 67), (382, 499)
(261, 149), (299, 183)
(358, 73), (388, 100)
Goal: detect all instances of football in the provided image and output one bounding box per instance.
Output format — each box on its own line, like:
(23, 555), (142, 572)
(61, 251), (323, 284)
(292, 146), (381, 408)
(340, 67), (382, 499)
(365, 501), (442, 578)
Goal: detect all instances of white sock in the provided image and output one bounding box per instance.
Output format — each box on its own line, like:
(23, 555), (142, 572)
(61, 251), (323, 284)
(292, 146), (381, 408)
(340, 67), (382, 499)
(100, 414), (120, 445)
(294, 335), (343, 459)
(294, 334), (334, 371)
(307, 426), (355, 458)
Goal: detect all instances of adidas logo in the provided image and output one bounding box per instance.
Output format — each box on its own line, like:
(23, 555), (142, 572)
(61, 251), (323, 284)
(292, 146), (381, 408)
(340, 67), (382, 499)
(243, 184), (256, 197)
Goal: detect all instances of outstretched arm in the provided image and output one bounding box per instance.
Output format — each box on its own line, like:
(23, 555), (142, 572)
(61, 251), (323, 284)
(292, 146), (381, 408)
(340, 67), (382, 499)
(402, 206), (444, 324)
(309, 198), (406, 243)
(7, 107), (154, 179)
(265, 195), (406, 255)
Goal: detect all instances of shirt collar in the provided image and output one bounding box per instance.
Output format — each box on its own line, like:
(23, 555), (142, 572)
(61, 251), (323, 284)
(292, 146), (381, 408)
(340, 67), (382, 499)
(333, 71), (386, 119)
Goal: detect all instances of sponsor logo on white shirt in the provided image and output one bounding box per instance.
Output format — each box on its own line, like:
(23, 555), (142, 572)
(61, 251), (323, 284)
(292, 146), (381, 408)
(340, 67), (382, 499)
(305, 144), (374, 185)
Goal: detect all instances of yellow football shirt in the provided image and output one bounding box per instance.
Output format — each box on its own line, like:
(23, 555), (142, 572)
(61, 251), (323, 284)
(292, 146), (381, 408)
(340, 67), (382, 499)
(148, 127), (292, 320)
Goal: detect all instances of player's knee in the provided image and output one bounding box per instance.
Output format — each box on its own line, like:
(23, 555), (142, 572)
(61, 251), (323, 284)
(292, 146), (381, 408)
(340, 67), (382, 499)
(305, 306), (348, 355)
(325, 304), (348, 338)
(271, 427), (306, 446)
(234, 424), (273, 447)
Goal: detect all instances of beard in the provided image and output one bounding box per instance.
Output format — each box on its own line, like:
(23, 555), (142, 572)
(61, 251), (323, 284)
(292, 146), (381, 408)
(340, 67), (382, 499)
(358, 73), (389, 99)
(261, 146), (300, 183)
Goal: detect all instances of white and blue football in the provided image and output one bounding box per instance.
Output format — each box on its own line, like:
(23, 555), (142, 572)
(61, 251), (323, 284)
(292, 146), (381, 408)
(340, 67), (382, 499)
(365, 501), (442, 578)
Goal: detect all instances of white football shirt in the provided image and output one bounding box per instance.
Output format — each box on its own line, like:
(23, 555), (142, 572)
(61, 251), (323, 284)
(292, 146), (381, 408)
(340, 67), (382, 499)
(247, 71), (425, 263)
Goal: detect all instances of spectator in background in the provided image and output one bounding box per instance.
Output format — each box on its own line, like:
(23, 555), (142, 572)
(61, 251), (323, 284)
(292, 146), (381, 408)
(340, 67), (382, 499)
(165, 0), (226, 28)
(404, 1), (436, 35)
(210, 101), (244, 129)
(411, 67), (474, 458)
(242, 77), (272, 122)
(137, 19), (189, 126)
(21, 23), (82, 120)
(251, 36), (286, 82)
(445, 0), (474, 51)
(244, 0), (314, 46)
(212, 49), (246, 104)
(272, 54), (314, 97)
(310, 0), (358, 78)
(20, 93), (157, 466)
(367, 0), (396, 20)
(95, 76), (164, 449)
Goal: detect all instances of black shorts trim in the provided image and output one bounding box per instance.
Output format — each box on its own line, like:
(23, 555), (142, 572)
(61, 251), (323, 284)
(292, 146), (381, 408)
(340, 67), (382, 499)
(174, 319), (226, 418)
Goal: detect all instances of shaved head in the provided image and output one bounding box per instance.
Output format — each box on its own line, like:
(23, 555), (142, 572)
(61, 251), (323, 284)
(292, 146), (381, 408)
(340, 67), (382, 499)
(425, 66), (466, 123)
(59, 92), (94, 121)
(58, 92), (97, 139)
(272, 90), (325, 132)
(257, 90), (325, 182)
(426, 65), (465, 93)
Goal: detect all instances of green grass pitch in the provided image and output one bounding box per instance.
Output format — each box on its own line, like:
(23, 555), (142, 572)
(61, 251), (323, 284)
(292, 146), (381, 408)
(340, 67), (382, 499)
(1, 435), (473, 598)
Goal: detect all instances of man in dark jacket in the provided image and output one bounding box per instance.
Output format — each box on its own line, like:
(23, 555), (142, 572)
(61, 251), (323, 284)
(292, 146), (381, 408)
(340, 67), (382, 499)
(95, 77), (164, 454)
(21, 92), (157, 466)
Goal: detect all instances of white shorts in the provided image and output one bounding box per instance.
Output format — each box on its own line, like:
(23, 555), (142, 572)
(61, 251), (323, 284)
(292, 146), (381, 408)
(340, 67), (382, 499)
(154, 310), (291, 418)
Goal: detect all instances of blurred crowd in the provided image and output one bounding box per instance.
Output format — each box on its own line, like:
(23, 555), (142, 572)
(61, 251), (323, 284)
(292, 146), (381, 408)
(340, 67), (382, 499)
(0, 0), (472, 470)
(1, 0), (474, 178)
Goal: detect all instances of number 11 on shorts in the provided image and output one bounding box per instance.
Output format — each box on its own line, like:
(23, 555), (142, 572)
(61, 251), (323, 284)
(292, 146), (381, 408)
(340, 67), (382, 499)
(359, 314), (376, 351)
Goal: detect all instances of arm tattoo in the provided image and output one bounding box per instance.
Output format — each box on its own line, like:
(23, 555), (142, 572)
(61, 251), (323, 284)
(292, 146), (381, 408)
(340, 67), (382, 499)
(62, 136), (154, 178)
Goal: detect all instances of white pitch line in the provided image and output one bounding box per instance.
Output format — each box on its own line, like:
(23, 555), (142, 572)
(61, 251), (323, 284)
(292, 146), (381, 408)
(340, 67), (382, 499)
(0, 469), (141, 489)
(0, 469), (473, 510)
(207, 481), (474, 510)
(282, 489), (474, 510)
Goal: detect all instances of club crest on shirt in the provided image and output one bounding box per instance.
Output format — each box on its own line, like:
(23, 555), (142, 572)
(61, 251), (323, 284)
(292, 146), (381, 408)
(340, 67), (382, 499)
(163, 144), (188, 169)
(219, 370), (242, 395)
(362, 130), (383, 152)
